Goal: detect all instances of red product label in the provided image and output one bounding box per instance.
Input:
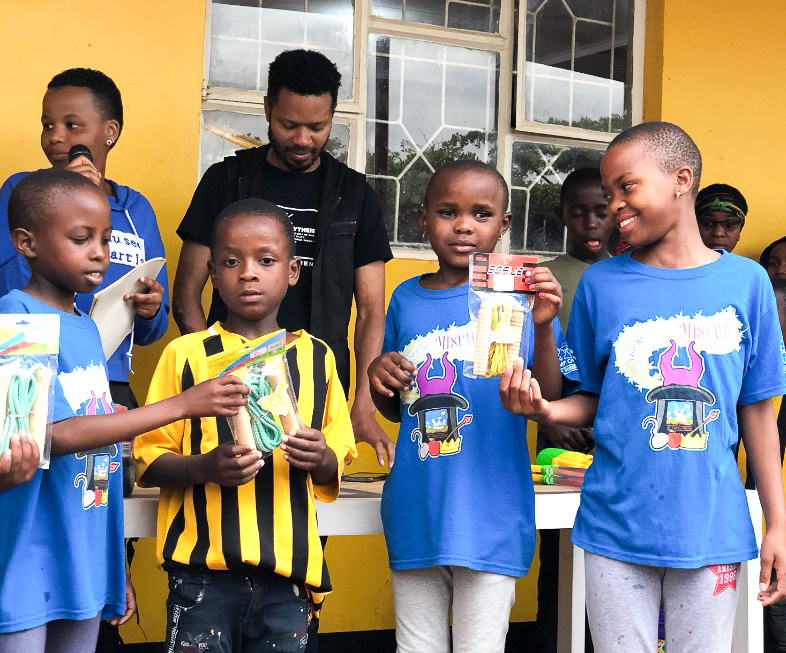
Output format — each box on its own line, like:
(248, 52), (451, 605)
(471, 253), (538, 293)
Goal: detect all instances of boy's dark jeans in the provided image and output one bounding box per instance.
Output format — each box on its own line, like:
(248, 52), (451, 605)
(166, 567), (311, 653)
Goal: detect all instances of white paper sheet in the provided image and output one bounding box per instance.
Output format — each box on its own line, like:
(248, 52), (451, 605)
(88, 257), (166, 359)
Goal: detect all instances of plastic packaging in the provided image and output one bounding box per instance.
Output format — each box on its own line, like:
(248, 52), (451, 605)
(0, 315), (59, 469)
(466, 252), (538, 379)
(206, 330), (301, 457)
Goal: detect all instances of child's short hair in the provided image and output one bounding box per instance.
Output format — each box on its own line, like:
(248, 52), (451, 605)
(268, 50), (342, 111)
(695, 183), (747, 225)
(760, 236), (786, 268)
(8, 169), (100, 233)
(210, 199), (296, 258)
(559, 167), (602, 207)
(608, 122), (702, 196)
(48, 68), (123, 146)
(424, 160), (509, 210)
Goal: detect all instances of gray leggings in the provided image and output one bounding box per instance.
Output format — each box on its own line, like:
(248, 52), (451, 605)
(0, 613), (101, 653)
(585, 551), (740, 653)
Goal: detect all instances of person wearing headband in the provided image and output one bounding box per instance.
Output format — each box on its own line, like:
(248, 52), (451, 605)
(695, 183), (748, 252)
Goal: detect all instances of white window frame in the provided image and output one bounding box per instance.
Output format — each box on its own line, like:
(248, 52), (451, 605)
(200, 0), (646, 258)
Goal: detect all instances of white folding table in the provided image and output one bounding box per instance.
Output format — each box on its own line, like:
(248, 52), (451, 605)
(124, 484), (763, 653)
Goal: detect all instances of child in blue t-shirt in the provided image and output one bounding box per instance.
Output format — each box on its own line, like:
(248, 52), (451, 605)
(501, 122), (786, 653)
(368, 160), (576, 653)
(0, 170), (248, 653)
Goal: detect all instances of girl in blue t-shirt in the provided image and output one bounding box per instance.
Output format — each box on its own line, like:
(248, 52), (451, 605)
(501, 122), (786, 653)
(368, 160), (572, 653)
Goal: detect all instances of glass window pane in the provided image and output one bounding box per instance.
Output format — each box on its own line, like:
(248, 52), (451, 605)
(366, 36), (499, 248)
(200, 109), (349, 178)
(209, 0), (354, 100)
(510, 141), (604, 253)
(520, 0), (631, 132)
(372, 0), (501, 33)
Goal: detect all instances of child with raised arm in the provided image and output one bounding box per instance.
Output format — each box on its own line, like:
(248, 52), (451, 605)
(368, 160), (577, 653)
(0, 170), (246, 653)
(133, 199), (356, 653)
(501, 122), (786, 653)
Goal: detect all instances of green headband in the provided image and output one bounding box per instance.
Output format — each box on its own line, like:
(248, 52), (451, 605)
(695, 194), (746, 226)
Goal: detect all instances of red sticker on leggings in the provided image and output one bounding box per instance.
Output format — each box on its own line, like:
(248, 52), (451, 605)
(709, 563), (739, 595)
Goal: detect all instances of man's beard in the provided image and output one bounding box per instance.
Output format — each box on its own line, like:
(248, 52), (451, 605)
(268, 126), (323, 173)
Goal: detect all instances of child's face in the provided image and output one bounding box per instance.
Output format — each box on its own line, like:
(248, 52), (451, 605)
(600, 141), (688, 250)
(209, 214), (300, 325)
(767, 242), (786, 282)
(419, 169), (510, 274)
(28, 187), (111, 295)
(560, 181), (613, 259)
(697, 211), (743, 252)
(41, 86), (117, 172)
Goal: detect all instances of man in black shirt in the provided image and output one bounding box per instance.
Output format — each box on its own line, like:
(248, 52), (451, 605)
(173, 50), (395, 468)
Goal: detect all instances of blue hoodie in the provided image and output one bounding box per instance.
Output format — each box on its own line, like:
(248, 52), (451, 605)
(0, 171), (170, 383)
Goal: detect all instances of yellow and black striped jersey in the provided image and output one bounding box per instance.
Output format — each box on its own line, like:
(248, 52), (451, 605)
(133, 325), (356, 598)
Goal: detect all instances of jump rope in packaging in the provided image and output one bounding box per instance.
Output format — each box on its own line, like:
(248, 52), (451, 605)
(206, 330), (301, 457)
(0, 315), (59, 468)
(466, 253), (538, 379)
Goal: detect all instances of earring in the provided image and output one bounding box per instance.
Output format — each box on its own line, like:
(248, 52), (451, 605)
(676, 191), (681, 200)
(106, 139), (113, 146)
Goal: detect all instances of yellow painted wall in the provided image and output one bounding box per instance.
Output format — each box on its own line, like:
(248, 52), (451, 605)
(1, 0), (783, 644)
(644, 0), (786, 260)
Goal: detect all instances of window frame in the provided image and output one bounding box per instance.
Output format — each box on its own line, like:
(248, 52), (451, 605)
(200, 0), (646, 258)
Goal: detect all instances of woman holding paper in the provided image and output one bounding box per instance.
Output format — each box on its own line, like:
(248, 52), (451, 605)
(0, 68), (170, 414)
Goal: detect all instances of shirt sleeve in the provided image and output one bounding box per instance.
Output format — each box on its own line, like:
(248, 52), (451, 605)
(566, 280), (603, 395)
(314, 346), (358, 502)
(176, 162), (230, 246)
(132, 340), (187, 485)
(353, 183), (393, 269)
(739, 274), (786, 405)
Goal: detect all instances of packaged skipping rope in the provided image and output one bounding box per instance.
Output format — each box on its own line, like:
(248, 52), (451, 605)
(466, 252), (538, 379)
(206, 329), (302, 457)
(0, 315), (59, 469)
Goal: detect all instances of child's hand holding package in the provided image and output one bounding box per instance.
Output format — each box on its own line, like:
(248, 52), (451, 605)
(281, 427), (337, 485)
(526, 266), (563, 326)
(200, 443), (263, 487)
(180, 376), (249, 419)
(0, 434), (40, 491)
(369, 352), (416, 398)
(499, 358), (553, 421)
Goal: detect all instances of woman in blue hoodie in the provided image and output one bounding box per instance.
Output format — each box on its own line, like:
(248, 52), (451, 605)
(0, 68), (170, 415)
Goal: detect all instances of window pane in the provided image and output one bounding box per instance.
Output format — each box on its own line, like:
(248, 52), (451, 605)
(366, 36), (499, 248)
(372, 0), (501, 33)
(520, 0), (631, 132)
(510, 141), (603, 253)
(209, 0), (354, 100)
(199, 109), (349, 178)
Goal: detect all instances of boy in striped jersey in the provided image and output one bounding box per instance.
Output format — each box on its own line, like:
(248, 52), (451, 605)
(133, 199), (357, 653)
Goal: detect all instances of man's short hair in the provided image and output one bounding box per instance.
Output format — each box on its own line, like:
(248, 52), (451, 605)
(8, 169), (100, 233)
(608, 121), (703, 196)
(48, 68), (123, 146)
(211, 199), (296, 258)
(560, 168), (602, 207)
(760, 236), (786, 269)
(424, 160), (509, 210)
(267, 50), (342, 111)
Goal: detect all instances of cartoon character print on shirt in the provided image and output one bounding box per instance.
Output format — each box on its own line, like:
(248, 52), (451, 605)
(400, 323), (474, 461)
(408, 353), (471, 459)
(613, 307), (744, 452)
(58, 363), (119, 509)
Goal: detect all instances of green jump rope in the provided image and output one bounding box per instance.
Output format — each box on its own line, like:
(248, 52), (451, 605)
(0, 369), (39, 453)
(244, 373), (284, 453)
